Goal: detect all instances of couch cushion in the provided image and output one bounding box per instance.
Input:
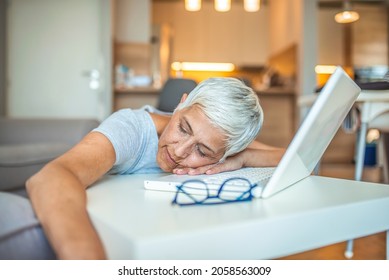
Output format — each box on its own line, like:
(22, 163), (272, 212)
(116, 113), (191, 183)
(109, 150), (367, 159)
(0, 118), (99, 145)
(0, 142), (72, 191)
(0, 192), (56, 259)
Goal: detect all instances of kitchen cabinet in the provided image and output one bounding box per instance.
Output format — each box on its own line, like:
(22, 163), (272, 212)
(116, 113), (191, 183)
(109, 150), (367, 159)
(115, 0), (151, 43)
(255, 88), (297, 148)
(317, 4), (388, 67)
(114, 87), (159, 110)
(256, 88), (356, 164)
(152, 1), (269, 66)
(114, 86), (297, 149)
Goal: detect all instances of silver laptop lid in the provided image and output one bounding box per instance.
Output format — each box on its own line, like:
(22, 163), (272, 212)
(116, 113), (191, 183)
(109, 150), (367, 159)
(261, 66), (361, 198)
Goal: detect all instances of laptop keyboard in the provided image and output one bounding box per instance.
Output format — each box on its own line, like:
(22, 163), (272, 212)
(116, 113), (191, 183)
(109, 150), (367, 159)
(202, 167), (276, 185)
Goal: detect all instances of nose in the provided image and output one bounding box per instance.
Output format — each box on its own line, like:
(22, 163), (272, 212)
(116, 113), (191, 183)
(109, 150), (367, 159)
(174, 138), (194, 159)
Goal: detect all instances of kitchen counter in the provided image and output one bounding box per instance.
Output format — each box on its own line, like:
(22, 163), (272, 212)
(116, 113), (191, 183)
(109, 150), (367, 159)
(254, 87), (297, 148)
(114, 86), (161, 94)
(255, 86), (296, 96)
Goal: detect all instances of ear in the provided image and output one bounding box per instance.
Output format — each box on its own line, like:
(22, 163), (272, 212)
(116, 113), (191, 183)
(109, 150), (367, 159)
(179, 93), (188, 104)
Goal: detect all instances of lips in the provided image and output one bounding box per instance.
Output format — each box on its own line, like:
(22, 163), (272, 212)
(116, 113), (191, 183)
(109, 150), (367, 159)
(164, 147), (179, 169)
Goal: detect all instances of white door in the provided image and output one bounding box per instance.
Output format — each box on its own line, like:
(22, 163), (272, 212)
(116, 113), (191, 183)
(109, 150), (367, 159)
(7, 0), (112, 120)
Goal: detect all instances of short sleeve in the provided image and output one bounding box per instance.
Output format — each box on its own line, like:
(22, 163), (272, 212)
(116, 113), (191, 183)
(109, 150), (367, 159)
(93, 108), (160, 174)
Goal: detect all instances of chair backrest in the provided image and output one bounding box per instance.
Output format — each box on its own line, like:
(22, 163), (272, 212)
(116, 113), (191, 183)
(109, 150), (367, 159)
(157, 78), (197, 112)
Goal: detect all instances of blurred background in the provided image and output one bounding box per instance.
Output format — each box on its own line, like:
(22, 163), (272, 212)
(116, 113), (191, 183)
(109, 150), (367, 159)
(1, 0), (389, 259)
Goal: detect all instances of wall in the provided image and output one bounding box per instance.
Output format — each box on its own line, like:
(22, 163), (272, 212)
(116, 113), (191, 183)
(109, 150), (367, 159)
(297, 0), (318, 98)
(318, 3), (388, 67)
(7, 0), (112, 119)
(352, 3), (388, 67)
(268, 0), (299, 56)
(152, 0), (269, 66)
(315, 3), (388, 90)
(115, 0), (150, 43)
(317, 8), (344, 65)
(268, 0), (318, 99)
(0, 0), (5, 116)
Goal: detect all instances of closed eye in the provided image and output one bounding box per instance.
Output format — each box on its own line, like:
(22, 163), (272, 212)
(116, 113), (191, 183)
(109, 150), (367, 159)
(178, 118), (217, 159)
(196, 145), (207, 158)
(178, 123), (188, 134)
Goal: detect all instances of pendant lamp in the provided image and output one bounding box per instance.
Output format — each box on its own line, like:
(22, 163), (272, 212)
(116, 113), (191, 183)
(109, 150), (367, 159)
(335, 0), (360, 24)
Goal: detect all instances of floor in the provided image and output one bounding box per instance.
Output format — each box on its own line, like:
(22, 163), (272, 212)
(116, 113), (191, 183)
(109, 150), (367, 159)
(278, 163), (387, 260)
(278, 232), (386, 260)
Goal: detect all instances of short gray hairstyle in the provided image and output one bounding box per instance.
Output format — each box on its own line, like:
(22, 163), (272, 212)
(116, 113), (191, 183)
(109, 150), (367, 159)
(175, 77), (264, 161)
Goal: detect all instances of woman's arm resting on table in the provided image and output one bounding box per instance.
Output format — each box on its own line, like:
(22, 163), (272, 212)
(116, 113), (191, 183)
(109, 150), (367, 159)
(174, 140), (285, 175)
(239, 140), (285, 167)
(26, 132), (115, 259)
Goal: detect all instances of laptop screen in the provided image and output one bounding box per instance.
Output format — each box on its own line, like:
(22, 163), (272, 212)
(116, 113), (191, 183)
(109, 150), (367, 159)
(261, 67), (361, 198)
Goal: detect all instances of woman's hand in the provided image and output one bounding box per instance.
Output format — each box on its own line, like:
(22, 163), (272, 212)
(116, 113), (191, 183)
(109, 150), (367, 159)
(173, 152), (245, 175)
(172, 141), (285, 176)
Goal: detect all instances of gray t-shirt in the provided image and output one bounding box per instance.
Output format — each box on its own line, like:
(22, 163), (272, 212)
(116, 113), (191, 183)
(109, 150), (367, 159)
(93, 106), (165, 174)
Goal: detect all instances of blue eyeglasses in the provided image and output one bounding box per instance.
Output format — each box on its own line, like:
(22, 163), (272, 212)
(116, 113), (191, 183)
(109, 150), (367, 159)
(172, 177), (257, 206)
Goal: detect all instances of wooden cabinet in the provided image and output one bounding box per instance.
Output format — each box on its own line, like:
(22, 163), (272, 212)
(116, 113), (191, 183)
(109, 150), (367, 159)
(255, 89), (297, 148)
(114, 87), (160, 111)
(113, 87), (297, 150)
(152, 1), (269, 66)
(256, 89), (356, 164)
(318, 4), (388, 67)
(115, 0), (151, 43)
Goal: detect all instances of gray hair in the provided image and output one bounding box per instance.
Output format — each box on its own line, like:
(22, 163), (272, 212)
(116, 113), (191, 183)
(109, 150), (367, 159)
(175, 77), (264, 161)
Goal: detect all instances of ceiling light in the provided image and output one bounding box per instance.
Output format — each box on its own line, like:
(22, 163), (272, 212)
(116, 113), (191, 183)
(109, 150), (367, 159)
(334, 0), (360, 24)
(244, 0), (260, 12)
(185, 0), (201, 12)
(215, 0), (231, 12)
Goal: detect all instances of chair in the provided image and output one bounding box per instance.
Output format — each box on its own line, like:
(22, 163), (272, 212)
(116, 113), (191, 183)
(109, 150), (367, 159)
(381, 132), (389, 184)
(157, 78), (197, 113)
(344, 88), (389, 259)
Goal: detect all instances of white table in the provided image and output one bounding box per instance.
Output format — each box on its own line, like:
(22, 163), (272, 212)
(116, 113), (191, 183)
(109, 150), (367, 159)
(87, 173), (389, 259)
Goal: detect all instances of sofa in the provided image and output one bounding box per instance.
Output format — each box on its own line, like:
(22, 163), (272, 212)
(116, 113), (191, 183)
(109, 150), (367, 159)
(0, 118), (100, 196)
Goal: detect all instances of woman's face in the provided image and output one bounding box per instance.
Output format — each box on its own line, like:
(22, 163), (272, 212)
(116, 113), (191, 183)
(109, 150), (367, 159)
(157, 105), (227, 172)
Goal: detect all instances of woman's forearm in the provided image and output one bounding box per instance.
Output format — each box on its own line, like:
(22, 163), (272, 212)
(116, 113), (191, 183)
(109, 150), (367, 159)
(241, 147), (285, 168)
(26, 162), (106, 259)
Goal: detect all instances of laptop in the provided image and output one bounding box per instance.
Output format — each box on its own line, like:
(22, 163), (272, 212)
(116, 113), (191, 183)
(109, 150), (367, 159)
(144, 67), (361, 198)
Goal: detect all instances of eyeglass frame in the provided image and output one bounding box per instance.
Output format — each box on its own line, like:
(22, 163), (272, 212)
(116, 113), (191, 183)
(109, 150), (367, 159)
(171, 177), (257, 206)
